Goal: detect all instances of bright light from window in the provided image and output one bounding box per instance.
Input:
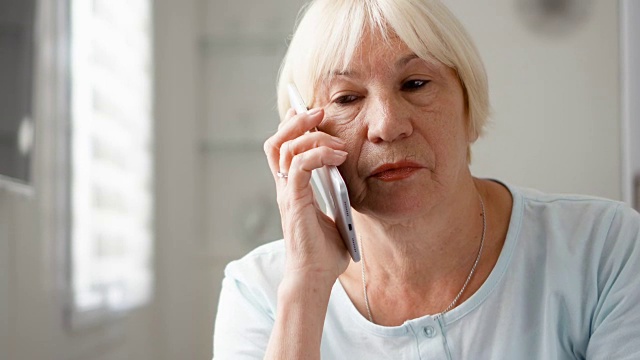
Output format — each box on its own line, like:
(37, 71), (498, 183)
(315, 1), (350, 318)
(70, 0), (153, 315)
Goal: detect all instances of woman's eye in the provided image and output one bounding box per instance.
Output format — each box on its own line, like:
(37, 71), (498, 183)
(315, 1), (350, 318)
(334, 95), (359, 105)
(401, 79), (430, 90)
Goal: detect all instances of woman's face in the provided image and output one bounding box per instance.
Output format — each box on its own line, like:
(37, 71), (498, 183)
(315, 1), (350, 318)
(314, 33), (472, 222)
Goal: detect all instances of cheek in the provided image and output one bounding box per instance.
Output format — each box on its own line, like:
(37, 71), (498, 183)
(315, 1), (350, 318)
(333, 125), (366, 187)
(438, 120), (469, 166)
(337, 152), (367, 206)
(413, 101), (468, 163)
(320, 106), (361, 131)
(319, 116), (364, 175)
(336, 126), (363, 174)
(319, 109), (363, 141)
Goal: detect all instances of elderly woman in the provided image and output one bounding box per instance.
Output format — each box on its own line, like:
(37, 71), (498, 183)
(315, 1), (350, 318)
(213, 0), (640, 359)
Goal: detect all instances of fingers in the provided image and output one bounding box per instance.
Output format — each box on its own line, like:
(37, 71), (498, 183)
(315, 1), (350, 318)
(264, 108), (325, 182)
(278, 131), (346, 177)
(276, 108), (324, 145)
(277, 108), (296, 130)
(288, 147), (348, 192)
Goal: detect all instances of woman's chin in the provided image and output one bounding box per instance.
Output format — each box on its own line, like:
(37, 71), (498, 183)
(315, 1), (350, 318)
(354, 192), (435, 222)
(350, 174), (442, 220)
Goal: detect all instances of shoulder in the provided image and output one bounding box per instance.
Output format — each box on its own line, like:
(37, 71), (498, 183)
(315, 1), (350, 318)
(214, 241), (286, 356)
(224, 239), (286, 286)
(219, 240), (286, 320)
(508, 183), (632, 230)
(503, 182), (640, 264)
(514, 184), (624, 209)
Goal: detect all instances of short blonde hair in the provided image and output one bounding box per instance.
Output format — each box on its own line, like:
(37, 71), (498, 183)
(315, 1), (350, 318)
(277, 0), (490, 142)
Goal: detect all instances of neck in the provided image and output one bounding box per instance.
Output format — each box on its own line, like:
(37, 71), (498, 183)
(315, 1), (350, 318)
(339, 177), (494, 324)
(339, 178), (512, 325)
(351, 177), (484, 286)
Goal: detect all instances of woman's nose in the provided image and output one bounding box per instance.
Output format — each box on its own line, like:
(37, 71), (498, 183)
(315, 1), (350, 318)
(365, 95), (413, 143)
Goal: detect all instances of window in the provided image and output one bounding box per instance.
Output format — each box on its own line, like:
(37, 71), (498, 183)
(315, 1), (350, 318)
(69, 0), (153, 323)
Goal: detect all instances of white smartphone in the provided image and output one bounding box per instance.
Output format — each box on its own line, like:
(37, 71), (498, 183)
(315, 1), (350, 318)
(287, 83), (360, 262)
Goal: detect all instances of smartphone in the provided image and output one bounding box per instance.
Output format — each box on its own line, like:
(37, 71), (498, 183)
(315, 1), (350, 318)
(287, 83), (360, 262)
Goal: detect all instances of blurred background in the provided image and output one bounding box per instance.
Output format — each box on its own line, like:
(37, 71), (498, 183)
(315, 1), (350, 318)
(0, 0), (638, 359)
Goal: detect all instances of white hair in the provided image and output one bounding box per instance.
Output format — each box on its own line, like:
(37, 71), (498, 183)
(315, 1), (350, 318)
(277, 0), (490, 148)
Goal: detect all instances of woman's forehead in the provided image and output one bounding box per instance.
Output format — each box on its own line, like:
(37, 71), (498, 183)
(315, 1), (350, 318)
(324, 51), (444, 82)
(308, 26), (452, 104)
(330, 31), (441, 74)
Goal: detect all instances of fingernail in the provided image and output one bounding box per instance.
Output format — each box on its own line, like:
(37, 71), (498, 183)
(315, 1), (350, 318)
(333, 150), (348, 157)
(307, 108), (322, 116)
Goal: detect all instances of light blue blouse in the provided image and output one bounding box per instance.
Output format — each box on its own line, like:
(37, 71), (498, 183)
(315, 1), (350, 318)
(213, 183), (640, 359)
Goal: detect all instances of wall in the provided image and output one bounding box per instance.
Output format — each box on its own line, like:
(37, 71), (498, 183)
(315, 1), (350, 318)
(449, 0), (622, 200)
(621, 0), (640, 207)
(152, 0), (209, 358)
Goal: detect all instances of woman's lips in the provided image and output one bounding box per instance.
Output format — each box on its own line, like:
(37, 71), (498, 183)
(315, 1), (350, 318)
(370, 162), (424, 182)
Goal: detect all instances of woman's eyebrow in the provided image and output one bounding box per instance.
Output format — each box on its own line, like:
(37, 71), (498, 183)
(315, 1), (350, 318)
(330, 54), (420, 76)
(328, 54), (421, 79)
(395, 53), (420, 68)
(330, 69), (357, 78)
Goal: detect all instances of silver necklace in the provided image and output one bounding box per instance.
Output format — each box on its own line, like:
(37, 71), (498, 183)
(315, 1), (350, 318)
(360, 195), (486, 323)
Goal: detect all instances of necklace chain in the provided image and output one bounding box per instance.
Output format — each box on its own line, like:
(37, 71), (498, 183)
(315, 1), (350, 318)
(360, 195), (486, 323)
